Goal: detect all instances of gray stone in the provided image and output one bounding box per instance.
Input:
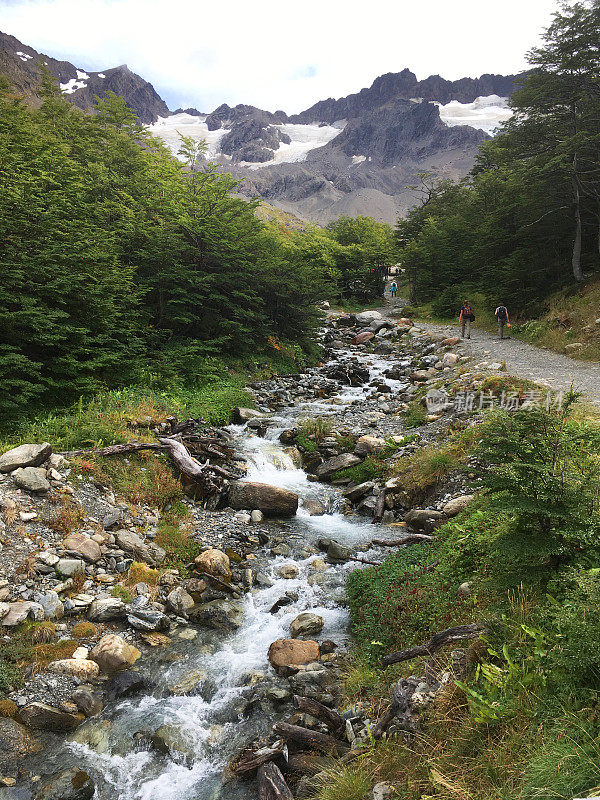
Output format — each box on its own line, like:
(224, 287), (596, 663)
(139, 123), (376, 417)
(0, 717), (42, 772)
(71, 688), (103, 717)
(14, 467), (51, 493)
(167, 669), (216, 701)
(88, 597), (126, 622)
(127, 609), (170, 632)
(354, 435), (386, 456)
(443, 495), (475, 517)
(316, 453), (362, 479)
(114, 530), (166, 566)
(151, 724), (195, 760)
(0, 442), (52, 473)
(102, 509), (122, 530)
(34, 591), (64, 620)
(231, 407), (267, 424)
(188, 599), (244, 630)
(405, 509), (445, 532)
(1, 601), (44, 626)
(326, 541), (352, 563)
(290, 612), (324, 638)
(34, 768), (95, 800)
(343, 481), (375, 502)
(64, 533), (102, 563)
(228, 481), (299, 517)
(56, 558), (85, 578)
(20, 702), (83, 732)
(166, 586), (195, 616)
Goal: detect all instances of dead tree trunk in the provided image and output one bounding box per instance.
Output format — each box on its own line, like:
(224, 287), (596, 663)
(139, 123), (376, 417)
(572, 173), (583, 282)
(59, 442), (165, 458)
(258, 762), (294, 800)
(293, 696), (345, 733)
(372, 534), (433, 547)
(272, 722), (344, 754)
(381, 623), (485, 667)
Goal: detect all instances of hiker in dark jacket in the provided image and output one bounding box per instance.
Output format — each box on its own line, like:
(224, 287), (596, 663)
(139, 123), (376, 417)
(459, 301), (474, 339)
(495, 303), (510, 339)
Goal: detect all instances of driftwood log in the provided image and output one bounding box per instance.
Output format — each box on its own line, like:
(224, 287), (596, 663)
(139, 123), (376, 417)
(272, 722), (345, 754)
(381, 623), (485, 668)
(373, 677), (421, 738)
(230, 741), (285, 776)
(293, 696), (345, 733)
(59, 441), (165, 458)
(258, 763), (294, 800)
(372, 491), (387, 523)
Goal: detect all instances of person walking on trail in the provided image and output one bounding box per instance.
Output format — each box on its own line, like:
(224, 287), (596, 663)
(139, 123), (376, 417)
(390, 281), (398, 298)
(459, 301), (474, 339)
(495, 303), (510, 339)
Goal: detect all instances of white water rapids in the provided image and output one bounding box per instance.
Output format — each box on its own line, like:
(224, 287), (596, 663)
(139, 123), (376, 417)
(37, 353), (399, 800)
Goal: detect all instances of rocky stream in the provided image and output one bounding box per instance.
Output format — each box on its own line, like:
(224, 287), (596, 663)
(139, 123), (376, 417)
(0, 308), (488, 800)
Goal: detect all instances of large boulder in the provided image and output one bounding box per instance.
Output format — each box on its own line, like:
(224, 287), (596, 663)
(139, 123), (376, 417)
(14, 467), (51, 493)
(343, 481), (375, 502)
(443, 495), (475, 517)
(290, 613), (324, 638)
(91, 634), (141, 673)
(0, 442), (51, 473)
(104, 671), (148, 701)
(1, 600), (44, 626)
(114, 530), (166, 566)
(227, 481), (299, 517)
(64, 533), (102, 563)
(20, 702), (84, 733)
(231, 407), (266, 424)
(316, 453), (362, 479)
(352, 331), (375, 345)
(166, 586), (195, 616)
(404, 509), (445, 532)
(194, 548), (231, 581)
(188, 599), (244, 631)
(0, 718), (42, 772)
(355, 310), (383, 326)
(354, 435), (386, 457)
(34, 768), (95, 800)
(151, 724), (195, 761)
(268, 639), (320, 673)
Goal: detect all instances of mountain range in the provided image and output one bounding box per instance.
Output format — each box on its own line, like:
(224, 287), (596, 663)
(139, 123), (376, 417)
(0, 30), (519, 224)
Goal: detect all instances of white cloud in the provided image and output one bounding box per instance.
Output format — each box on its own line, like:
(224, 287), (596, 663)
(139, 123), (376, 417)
(1, 0), (560, 113)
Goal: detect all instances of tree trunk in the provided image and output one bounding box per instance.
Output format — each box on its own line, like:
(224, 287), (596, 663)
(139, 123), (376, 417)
(572, 176), (583, 282)
(272, 722), (345, 754)
(381, 623), (485, 667)
(257, 763), (294, 800)
(293, 696), (345, 733)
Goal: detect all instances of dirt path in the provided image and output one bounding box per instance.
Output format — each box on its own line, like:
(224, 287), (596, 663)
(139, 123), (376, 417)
(412, 319), (600, 406)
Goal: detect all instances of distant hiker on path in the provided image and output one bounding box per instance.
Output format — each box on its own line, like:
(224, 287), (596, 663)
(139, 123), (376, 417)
(390, 281), (398, 298)
(459, 301), (474, 339)
(495, 303), (510, 339)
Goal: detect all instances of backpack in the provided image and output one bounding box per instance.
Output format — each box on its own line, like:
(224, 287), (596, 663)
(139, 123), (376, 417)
(497, 306), (508, 321)
(463, 305), (475, 321)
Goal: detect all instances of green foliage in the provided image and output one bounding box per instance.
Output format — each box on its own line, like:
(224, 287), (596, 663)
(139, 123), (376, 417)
(111, 585), (133, 604)
(404, 401), (428, 428)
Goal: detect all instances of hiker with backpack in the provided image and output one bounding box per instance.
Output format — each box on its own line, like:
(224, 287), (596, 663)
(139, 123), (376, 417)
(459, 301), (474, 339)
(390, 281), (398, 298)
(495, 303), (510, 339)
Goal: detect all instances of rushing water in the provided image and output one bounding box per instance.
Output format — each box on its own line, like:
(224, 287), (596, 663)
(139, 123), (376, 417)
(35, 351), (398, 800)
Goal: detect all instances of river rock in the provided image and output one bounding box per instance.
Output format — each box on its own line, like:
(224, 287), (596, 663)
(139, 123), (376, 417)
(56, 558), (85, 578)
(194, 548), (231, 580)
(88, 597), (126, 622)
(326, 540), (352, 563)
(34, 591), (64, 620)
(278, 564), (298, 579)
(302, 498), (326, 516)
(64, 533), (102, 563)
(115, 531), (166, 566)
(227, 481), (299, 517)
(0, 718), (42, 772)
(47, 659), (99, 680)
(167, 668), (216, 700)
(352, 331), (375, 345)
(442, 352), (459, 366)
(91, 634), (141, 673)
(13, 466), (51, 492)
(268, 639), (320, 673)
(250, 509), (264, 523)
(231, 407), (266, 424)
(34, 768), (95, 800)
(355, 310), (383, 326)
(127, 608), (170, 632)
(20, 702), (84, 732)
(1, 600), (44, 626)
(104, 671), (148, 701)
(315, 453), (362, 479)
(410, 369), (433, 382)
(343, 481), (375, 502)
(71, 687), (103, 717)
(405, 509), (445, 532)
(166, 586), (195, 615)
(151, 724), (194, 760)
(443, 495), (475, 517)
(290, 613), (324, 638)
(0, 442), (52, 473)
(183, 577), (208, 601)
(189, 599), (244, 630)
(354, 435), (386, 456)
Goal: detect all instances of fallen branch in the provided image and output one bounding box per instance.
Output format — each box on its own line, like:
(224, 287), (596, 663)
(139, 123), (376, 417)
(230, 741), (285, 776)
(59, 441), (165, 458)
(258, 762), (294, 800)
(293, 696), (345, 733)
(347, 556), (381, 566)
(272, 722), (346, 754)
(372, 534), (433, 547)
(193, 570), (237, 595)
(381, 623), (485, 668)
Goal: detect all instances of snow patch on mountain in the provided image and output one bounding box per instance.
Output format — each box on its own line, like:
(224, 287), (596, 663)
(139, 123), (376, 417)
(246, 121), (345, 169)
(437, 95), (512, 135)
(16, 51), (32, 61)
(148, 113), (230, 159)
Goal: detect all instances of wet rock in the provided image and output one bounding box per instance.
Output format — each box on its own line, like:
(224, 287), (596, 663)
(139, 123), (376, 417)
(34, 768), (94, 800)
(352, 331), (375, 345)
(194, 548), (232, 581)
(278, 564), (298, 579)
(104, 671), (148, 701)
(0, 718), (43, 772)
(182, 578), (207, 601)
(166, 586), (195, 616)
(88, 597), (126, 622)
(0, 442), (52, 473)
(290, 613), (324, 638)
(269, 594), (296, 613)
(266, 687), (292, 703)
(268, 639), (320, 673)
(354, 435), (385, 456)
(326, 541), (352, 563)
(151, 724), (194, 761)
(231, 407), (267, 424)
(302, 498), (326, 516)
(404, 509), (445, 532)
(20, 702), (84, 732)
(189, 599), (244, 630)
(64, 534), (101, 563)
(228, 481), (299, 517)
(91, 634), (141, 673)
(114, 531), (166, 566)
(343, 481), (375, 502)
(47, 659), (99, 681)
(355, 310), (383, 326)
(71, 687), (102, 717)
(443, 495), (474, 517)
(167, 669), (216, 700)
(315, 453), (362, 479)
(279, 428), (299, 444)
(127, 608), (170, 632)
(14, 467), (51, 493)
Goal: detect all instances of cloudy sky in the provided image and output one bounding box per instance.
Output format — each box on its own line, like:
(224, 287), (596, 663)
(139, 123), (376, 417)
(1, 0), (561, 113)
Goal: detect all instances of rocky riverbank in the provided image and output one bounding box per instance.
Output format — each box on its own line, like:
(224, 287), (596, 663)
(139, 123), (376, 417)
(0, 308), (520, 799)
